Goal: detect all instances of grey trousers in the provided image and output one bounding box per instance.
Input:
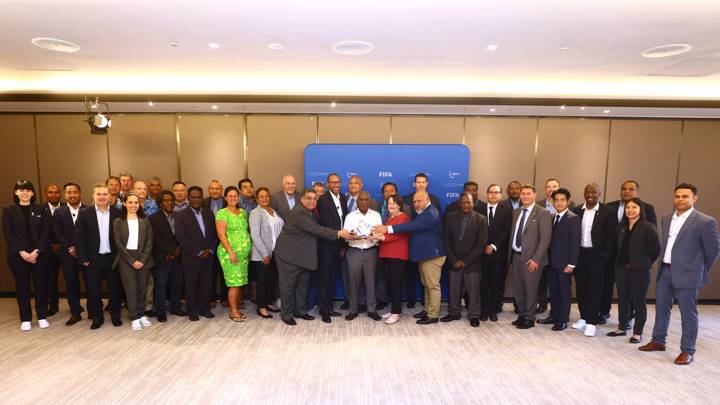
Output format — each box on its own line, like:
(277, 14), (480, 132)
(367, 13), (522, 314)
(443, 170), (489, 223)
(511, 252), (544, 321)
(448, 270), (481, 318)
(652, 264), (700, 355)
(277, 257), (312, 321)
(346, 247), (378, 313)
(117, 259), (149, 321)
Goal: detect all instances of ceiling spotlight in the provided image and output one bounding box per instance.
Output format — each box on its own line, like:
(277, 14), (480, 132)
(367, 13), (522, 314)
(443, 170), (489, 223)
(560, 46), (571, 51)
(560, 105), (566, 110)
(332, 40), (373, 56)
(211, 105), (219, 110)
(208, 42), (220, 49)
(268, 42), (285, 50)
(641, 43), (691, 58)
(489, 108), (496, 112)
(330, 102), (337, 108)
(169, 42), (180, 48)
(31, 37), (80, 53)
(486, 45), (499, 51)
(83, 97), (111, 135)
(580, 106), (586, 110)
(148, 101), (154, 107)
(603, 110), (611, 114)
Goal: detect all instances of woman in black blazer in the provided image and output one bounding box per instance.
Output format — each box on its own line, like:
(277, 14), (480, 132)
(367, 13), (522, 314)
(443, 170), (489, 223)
(2, 180), (50, 331)
(607, 198), (660, 343)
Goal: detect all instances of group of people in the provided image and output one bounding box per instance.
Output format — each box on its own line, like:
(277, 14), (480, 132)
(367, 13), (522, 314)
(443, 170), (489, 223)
(3, 171), (719, 365)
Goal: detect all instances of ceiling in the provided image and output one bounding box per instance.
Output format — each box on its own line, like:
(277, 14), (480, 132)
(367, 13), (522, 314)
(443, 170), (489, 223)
(1, 0), (720, 101)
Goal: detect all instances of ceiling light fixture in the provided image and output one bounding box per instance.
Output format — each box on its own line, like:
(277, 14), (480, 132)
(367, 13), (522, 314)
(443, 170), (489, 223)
(489, 108), (496, 112)
(31, 37), (80, 53)
(268, 42), (285, 50)
(148, 101), (154, 107)
(211, 105), (219, 110)
(560, 105), (566, 110)
(169, 43), (180, 48)
(332, 40), (373, 56)
(330, 102), (337, 108)
(603, 110), (611, 114)
(560, 46), (571, 51)
(208, 42), (220, 49)
(641, 43), (691, 58)
(580, 106), (585, 110)
(486, 45), (499, 51)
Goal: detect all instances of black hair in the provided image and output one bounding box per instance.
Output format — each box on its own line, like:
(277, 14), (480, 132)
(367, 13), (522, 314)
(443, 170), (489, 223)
(172, 180), (187, 188)
(382, 182), (398, 193)
(552, 187), (571, 201)
(156, 189), (174, 205)
(105, 176), (120, 185)
(486, 183), (502, 193)
(624, 197), (647, 221)
(327, 173), (340, 182)
(675, 183), (698, 195)
(414, 173), (428, 182)
(386, 194), (403, 212)
(63, 182), (81, 192)
(13, 180), (36, 204)
(301, 188), (316, 198)
(187, 186), (203, 196)
(463, 181), (479, 190)
(224, 186), (239, 197)
(622, 180), (640, 190)
(238, 178), (253, 189)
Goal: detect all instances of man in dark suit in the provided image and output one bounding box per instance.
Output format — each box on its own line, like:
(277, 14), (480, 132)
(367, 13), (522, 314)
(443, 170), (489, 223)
(508, 185), (552, 329)
(149, 190), (186, 322)
(316, 173), (349, 323)
(570, 183), (615, 337)
(42, 184), (65, 316)
(75, 183), (122, 329)
(539, 188), (581, 331)
(52, 182), (86, 326)
(274, 188), (354, 325)
(501, 180), (522, 211)
(478, 183), (513, 320)
(271, 174), (301, 220)
(443, 193), (487, 327)
(445, 181), (483, 214)
(640, 183), (720, 365)
(202, 179), (228, 308)
(174, 186), (219, 321)
(402, 173), (441, 217)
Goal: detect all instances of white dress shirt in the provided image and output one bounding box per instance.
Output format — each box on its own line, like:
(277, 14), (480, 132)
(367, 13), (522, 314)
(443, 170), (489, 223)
(616, 201), (626, 223)
(343, 209), (382, 249)
(96, 206), (112, 254)
(329, 191), (344, 227)
(511, 204), (535, 253)
(69, 205), (81, 224)
(47, 202), (60, 215)
(663, 208), (694, 264)
(126, 219), (139, 250)
(285, 193), (296, 210)
(581, 203), (599, 248)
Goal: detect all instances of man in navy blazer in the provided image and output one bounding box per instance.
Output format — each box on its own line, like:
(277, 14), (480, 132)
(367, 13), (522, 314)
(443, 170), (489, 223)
(374, 191), (446, 325)
(640, 183), (720, 365)
(42, 184), (65, 317)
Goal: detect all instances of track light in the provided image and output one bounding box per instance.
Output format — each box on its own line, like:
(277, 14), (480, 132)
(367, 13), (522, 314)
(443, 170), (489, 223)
(83, 96), (112, 135)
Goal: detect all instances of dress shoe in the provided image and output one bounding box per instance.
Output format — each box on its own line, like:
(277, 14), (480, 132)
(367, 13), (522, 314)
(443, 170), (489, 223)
(535, 303), (547, 314)
(674, 352), (693, 365)
(267, 305), (281, 313)
(322, 314), (331, 324)
(407, 301), (416, 309)
(144, 310), (156, 318)
(470, 318), (480, 327)
(537, 317), (556, 325)
(358, 305), (367, 313)
(512, 316), (525, 326)
(171, 309), (188, 317)
(367, 312), (382, 321)
(552, 322), (568, 331)
(330, 311), (341, 317)
(606, 330), (627, 337)
(489, 313), (498, 322)
(639, 341), (666, 352)
(156, 314), (167, 322)
(21, 321), (32, 331)
(257, 309), (273, 319)
(48, 306), (59, 317)
(629, 336), (642, 344)
(283, 318), (297, 326)
(340, 301), (350, 310)
(91, 318), (104, 329)
(188, 314), (200, 321)
(516, 319), (535, 329)
(480, 313), (489, 321)
(199, 311), (215, 319)
(209, 301), (217, 309)
(413, 310), (428, 319)
(111, 316), (122, 327)
(345, 312), (358, 321)
(583, 324), (597, 337)
(65, 314), (82, 326)
(440, 314), (461, 322)
(376, 301), (387, 310)
(416, 317), (439, 325)
(294, 313), (315, 321)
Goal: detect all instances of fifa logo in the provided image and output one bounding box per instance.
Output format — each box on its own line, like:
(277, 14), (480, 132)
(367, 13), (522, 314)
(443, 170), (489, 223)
(446, 192), (460, 198)
(378, 171), (393, 177)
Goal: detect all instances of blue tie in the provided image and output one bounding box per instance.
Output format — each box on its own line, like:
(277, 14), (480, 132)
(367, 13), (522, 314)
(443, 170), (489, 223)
(348, 197), (356, 212)
(515, 208), (527, 248)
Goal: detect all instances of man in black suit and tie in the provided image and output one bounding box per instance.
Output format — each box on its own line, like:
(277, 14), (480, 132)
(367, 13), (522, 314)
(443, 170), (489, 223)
(42, 184), (65, 316)
(175, 186), (219, 321)
(539, 188), (581, 331)
(570, 183), (615, 337)
(52, 182), (86, 325)
(202, 179), (228, 308)
(75, 183), (122, 329)
(478, 183), (513, 320)
(271, 175), (301, 221)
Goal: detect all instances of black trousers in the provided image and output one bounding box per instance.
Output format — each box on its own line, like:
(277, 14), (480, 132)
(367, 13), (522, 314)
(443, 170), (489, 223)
(574, 248), (606, 325)
(600, 261), (615, 317)
(537, 265), (549, 305)
(210, 255), (228, 302)
(152, 259), (184, 316)
(45, 250), (61, 308)
(253, 258), (278, 309)
(8, 254), (48, 322)
(615, 265), (650, 335)
(59, 251), (85, 316)
(404, 261), (419, 305)
(184, 258), (213, 316)
(317, 246), (342, 315)
(548, 266), (572, 322)
(480, 254), (509, 314)
(382, 258), (406, 314)
(83, 254), (122, 321)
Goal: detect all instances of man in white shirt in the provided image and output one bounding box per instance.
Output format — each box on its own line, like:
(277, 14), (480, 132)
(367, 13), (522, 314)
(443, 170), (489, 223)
(343, 191), (383, 321)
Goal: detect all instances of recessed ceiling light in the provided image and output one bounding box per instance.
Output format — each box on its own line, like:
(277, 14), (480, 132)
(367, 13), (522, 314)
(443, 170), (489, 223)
(641, 43), (691, 58)
(486, 45), (499, 51)
(580, 106), (585, 110)
(208, 43), (220, 49)
(560, 46), (571, 51)
(603, 109), (610, 114)
(148, 101), (154, 107)
(31, 37), (80, 53)
(211, 105), (219, 110)
(489, 108), (496, 112)
(330, 102), (337, 108)
(268, 42), (285, 50)
(332, 40), (373, 56)
(560, 105), (566, 110)
(90, 104), (97, 109)
(169, 43), (180, 48)
(224, 114), (230, 117)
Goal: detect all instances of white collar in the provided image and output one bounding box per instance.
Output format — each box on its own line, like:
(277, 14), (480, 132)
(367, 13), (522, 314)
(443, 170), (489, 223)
(673, 207), (694, 220)
(582, 202), (599, 212)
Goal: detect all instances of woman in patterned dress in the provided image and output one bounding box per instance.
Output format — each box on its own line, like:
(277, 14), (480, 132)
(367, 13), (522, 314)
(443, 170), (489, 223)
(215, 186), (252, 322)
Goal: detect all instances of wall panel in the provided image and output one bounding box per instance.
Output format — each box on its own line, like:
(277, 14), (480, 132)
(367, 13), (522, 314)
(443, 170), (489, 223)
(318, 116), (390, 144)
(391, 116), (464, 144)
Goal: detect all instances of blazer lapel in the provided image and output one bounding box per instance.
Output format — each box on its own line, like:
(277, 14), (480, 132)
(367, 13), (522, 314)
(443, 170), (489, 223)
(673, 211), (697, 246)
(522, 208), (538, 235)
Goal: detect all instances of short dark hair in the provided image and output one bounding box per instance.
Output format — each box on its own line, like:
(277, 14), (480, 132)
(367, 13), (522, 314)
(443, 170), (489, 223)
(121, 192), (146, 219)
(12, 180), (36, 204)
(486, 183), (502, 193)
(327, 173), (340, 182)
(224, 186), (239, 197)
(172, 180), (187, 188)
(106, 176), (120, 185)
(301, 188), (316, 198)
(675, 183), (698, 195)
(521, 184), (536, 193)
(156, 189), (174, 205)
(463, 181), (479, 190)
(414, 173), (428, 182)
(63, 182), (81, 192)
(312, 181), (325, 188)
(382, 182), (398, 193)
(238, 178), (253, 189)
(508, 180), (521, 187)
(386, 194), (403, 212)
(187, 186), (203, 196)
(552, 188), (571, 201)
(255, 187), (270, 198)
(622, 180), (640, 189)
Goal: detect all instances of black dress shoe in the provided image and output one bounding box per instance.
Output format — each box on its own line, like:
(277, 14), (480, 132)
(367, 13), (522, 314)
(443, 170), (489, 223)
(345, 312), (358, 321)
(322, 314), (331, 323)
(514, 305), (520, 314)
(257, 309), (273, 319)
(111, 316), (122, 327)
(535, 303), (547, 314)
(407, 301), (416, 309)
(376, 301), (387, 310)
(267, 306), (281, 313)
(294, 313), (315, 321)
(330, 311), (341, 317)
(516, 319), (535, 329)
(65, 314), (81, 326)
(537, 317), (556, 325)
(367, 312), (381, 321)
(188, 314), (200, 321)
(480, 313), (489, 321)
(416, 317), (439, 325)
(489, 313), (498, 322)
(48, 306), (59, 317)
(199, 311), (215, 319)
(340, 301), (350, 310)
(470, 318), (480, 327)
(597, 317), (607, 325)
(171, 309), (188, 316)
(629, 336), (642, 344)
(144, 309), (157, 318)
(606, 330), (627, 337)
(413, 310), (428, 319)
(157, 314), (167, 322)
(440, 314), (461, 322)
(512, 316), (525, 326)
(283, 318), (297, 326)
(552, 322), (568, 331)
(90, 318), (103, 330)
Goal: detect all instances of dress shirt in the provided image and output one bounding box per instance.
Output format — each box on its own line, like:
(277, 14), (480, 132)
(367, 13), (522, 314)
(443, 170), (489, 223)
(164, 211), (175, 234)
(543, 199), (557, 215)
(143, 198), (159, 216)
(512, 204), (535, 252)
(617, 201), (626, 223)
(174, 200), (189, 212)
(509, 199), (520, 210)
(580, 203), (599, 248)
(388, 201), (431, 234)
(239, 196), (258, 214)
(343, 209), (382, 249)
(347, 194), (358, 213)
(112, 198), (123, 210)
(663, 207), (694, 264)
(96, 206), (111, 254)
(329, 191), (344, 227)
(47, 202), (61, 215)
(285, 193), (296, 210)
(487, 203), (498, 251)
(191, 207), (206, 237)
(69, 204), (81, 224)
(126, 218), (139, 250)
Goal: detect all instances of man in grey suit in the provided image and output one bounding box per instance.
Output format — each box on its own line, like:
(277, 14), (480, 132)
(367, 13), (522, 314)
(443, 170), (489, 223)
(442, 193), (488, 327)
(640, 183), (720, 365)
(508, 185), (552, 329)
(273, 188), (355, 326)
(271, 174), (301, 220)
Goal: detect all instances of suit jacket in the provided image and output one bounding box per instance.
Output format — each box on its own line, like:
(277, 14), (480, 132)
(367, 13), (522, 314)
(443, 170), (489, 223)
(403, 192), (442, 218)
(606, 199), (657, 226)
(316, 191), (348, 250)
(148, 210), (179, 268)
(390, 204), (445, 262)
(659, 209), (720, 288)
(536, 198), (576, 212)
(478, 201), (513, 261)
(75, 205), (121, 265)
(53, 204), (86, 251)
(273, 204), (338, 270)
(571, 203), (615, 260)
(202, 196), (227, 215)
(508, 205), (552, 266)
(174, 206), (219, 266)
(501, 198), (521, 211)
(445, 198), (483, 216)
(271, 191), (301, 221)
(548, 211), (581, 269)
(112, 217), (154, 269)
(443, 210), (488, 272)
(43, 202), (66, 245)
(614, 220), (660, 271)
(2, 204), (50, 256)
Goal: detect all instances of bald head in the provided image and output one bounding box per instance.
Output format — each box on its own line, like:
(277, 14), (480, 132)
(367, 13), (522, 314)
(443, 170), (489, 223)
(412, 191), (429, 213)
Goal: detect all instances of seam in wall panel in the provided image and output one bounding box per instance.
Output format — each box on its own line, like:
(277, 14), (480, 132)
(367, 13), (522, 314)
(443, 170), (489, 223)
(602, 120), (613, 202)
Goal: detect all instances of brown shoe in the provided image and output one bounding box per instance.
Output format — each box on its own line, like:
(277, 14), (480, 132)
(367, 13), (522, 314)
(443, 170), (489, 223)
(674, 352), (693, 365)
(65, 314), (82, 326)
(639, 341), (666, 352)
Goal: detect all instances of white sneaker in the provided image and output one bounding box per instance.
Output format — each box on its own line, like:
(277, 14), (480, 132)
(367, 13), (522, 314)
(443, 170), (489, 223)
(584, 324), (597, 337)
(572, 319), (587, 330)
(21, 321), (32, 331)
(382, 312), (392, 319)
(139, 316), (152, 327)
(38, 319), (50, 329)
(131, 320), (142, 331)
(385, 314), (401, 325)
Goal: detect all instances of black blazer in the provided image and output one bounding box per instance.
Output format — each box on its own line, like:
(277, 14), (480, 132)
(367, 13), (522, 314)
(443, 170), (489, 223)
(444, 198), (483, 216)
(202, 196), (227, 214)
(606, 199), (657, 227)
(174, 206), (219, 266)
(614, 220), (660, 271)
(316, 191), (348, 250)
(443, 210), (488, 273)
(2, 204), (50, 256)
(571, 203), (615, 260)
(53, 204), (86, 251)
(149, 210), (179, 267)
(478, 201), (513, 260)
(43, 202), (66, 245)
(549, 211), (581, 269)
(75, 205), (121, 265)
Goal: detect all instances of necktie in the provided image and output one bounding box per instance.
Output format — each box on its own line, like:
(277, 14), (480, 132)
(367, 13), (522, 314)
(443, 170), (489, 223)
(554, 214), (560, 228)
(488, 206), (494, 227)
(459, 215), (468, 241)
(515, 208), (527, 248)
(348, 197), (356, 212)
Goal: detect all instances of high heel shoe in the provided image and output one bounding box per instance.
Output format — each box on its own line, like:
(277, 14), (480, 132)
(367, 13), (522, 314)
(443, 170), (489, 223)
(257, 309), (273, 319)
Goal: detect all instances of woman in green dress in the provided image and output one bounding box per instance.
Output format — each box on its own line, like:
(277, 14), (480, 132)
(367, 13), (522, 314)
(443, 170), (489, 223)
(215, 186), (252, 322)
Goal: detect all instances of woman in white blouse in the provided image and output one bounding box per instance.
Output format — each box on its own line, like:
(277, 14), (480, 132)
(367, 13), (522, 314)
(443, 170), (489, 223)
(249, 187), (284, 318)
(113, 193), (154, 331)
